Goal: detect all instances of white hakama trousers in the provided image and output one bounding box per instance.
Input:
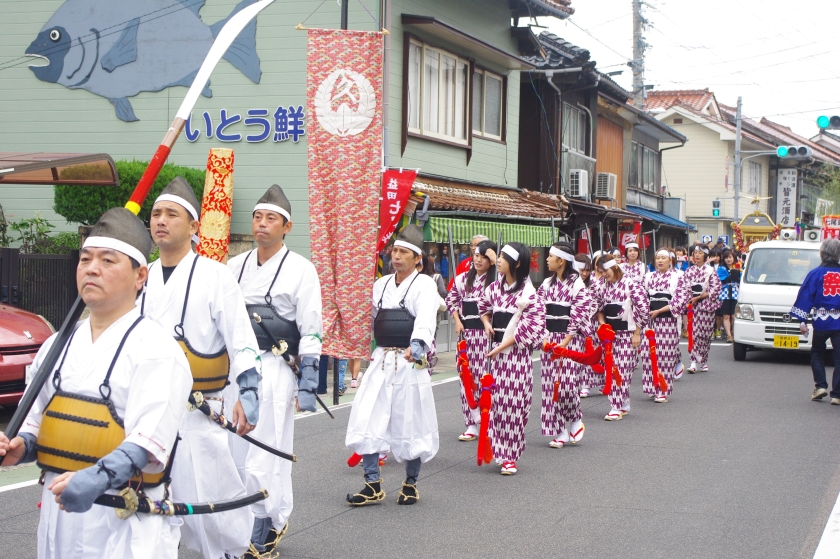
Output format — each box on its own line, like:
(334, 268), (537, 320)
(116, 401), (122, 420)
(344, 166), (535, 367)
(345, 348), (439, 464)
(173, 398), (254, 558)
(38, 472), (181, 559)
(244, 354), (296, 530)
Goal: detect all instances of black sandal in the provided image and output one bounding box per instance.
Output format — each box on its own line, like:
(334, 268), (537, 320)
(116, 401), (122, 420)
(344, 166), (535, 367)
(397, 481), (419, 505)
(346, 480), (385, 506)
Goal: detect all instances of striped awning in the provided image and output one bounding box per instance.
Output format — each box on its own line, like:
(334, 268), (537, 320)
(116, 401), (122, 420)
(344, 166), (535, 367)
(425, 216), (555, 247)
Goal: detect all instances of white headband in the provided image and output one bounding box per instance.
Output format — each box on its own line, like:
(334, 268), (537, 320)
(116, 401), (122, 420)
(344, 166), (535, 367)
(502, 245), (520, 261)
(394, 240), (422, 255)
(550, 247), (575, 262)
(253, 203), (291, 222)
(669, 251), (675, 259)
(155, 194), (198, 220)
(592, 250), (603, 259)
(625, 243), (639, 250)
(656, 249), (670, 257)
(573, 260), (588, 272)
(83, 236), (147, 268)
(694, 246), (710, 255)
(601, 258), (618, 269)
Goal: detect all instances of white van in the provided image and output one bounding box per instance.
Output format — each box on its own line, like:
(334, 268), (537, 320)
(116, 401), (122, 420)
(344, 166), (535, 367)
(733, 239), (822, 360)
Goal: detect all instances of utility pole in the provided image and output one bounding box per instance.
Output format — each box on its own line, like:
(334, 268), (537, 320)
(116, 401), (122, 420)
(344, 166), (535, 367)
(734, 96), (742, 220)
(631, 0), (646, 108)
(341, 0), (348, 29)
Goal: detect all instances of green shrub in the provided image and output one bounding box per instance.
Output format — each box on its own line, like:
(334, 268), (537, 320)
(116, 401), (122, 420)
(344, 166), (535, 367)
(8, 213), (78, 254)
(54, 160), (205, 225)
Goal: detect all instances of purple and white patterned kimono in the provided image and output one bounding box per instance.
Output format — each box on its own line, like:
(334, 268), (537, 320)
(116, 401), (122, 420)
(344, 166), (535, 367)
(582, 276), (605, 391)
(479, 277), (545, 464)
(621, 260), (647, 283)
(599, 276), (648, 411)
(641, 268), (691, 397)
(684, 264), (722, 366)
(446, 272), (490, 428)
(538, 274), (594, 436)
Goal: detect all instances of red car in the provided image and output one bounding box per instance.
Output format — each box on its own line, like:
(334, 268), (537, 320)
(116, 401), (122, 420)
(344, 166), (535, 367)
(0, 304), (54, 406)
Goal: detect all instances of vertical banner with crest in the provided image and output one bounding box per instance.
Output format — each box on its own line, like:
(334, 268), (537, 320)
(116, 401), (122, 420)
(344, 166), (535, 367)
(308, 28), (383, 359)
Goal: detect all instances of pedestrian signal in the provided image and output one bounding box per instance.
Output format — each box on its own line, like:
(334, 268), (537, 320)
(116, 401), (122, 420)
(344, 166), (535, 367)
(712, 199), (720, 218)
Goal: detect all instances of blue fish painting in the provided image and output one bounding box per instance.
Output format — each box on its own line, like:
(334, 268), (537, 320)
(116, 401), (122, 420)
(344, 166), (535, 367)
(25, 0), (262, 122)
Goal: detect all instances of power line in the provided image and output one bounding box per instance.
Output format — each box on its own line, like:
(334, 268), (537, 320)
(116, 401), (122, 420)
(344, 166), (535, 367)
(565, 17), (630, 62)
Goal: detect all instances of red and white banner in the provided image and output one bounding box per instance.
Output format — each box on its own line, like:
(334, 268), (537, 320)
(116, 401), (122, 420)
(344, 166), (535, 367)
(377, 169), (417, 253)
(619, 221), (642, 252)
(307, 28), (383, 359)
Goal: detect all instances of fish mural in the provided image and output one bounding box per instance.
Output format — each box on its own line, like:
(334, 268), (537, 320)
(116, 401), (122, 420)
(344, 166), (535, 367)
(25, 0), (262, 122)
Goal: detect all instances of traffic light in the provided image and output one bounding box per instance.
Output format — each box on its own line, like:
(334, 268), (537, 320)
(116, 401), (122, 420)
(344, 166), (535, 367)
(817, 115), (840, 130)
(776, 146), (813, 160)
(712, 199), (720, 217)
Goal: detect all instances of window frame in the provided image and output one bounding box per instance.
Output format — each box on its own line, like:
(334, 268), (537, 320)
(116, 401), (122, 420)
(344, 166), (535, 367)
(562, 102), (587, 155)
(630, 141), (660, 194)
(404, 36), (471, 147)
(472, 66), (506, 143)
(748, 161), (762, 194)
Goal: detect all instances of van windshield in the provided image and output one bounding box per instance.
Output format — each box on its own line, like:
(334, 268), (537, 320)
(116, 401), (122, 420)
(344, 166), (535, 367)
(743, 247), (821, 286)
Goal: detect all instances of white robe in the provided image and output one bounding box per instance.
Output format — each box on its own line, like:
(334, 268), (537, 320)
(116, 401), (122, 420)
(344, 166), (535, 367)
(140, 252), (260, 558)
(20, 308), (192, 559)
(345, 270), (440, 463)
(227, 246), (323, 529)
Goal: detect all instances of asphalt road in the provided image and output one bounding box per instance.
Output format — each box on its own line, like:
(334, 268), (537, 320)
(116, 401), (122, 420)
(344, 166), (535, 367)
(2, 344), (839, 559)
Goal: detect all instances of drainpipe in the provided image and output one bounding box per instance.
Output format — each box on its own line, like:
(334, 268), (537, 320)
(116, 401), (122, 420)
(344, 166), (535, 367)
(380, 0), (391, 168)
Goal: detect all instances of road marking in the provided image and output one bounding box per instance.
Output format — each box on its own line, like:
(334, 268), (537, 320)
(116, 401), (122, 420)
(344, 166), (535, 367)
(814, 488), (840, 558)
(0, 479), (38, 493)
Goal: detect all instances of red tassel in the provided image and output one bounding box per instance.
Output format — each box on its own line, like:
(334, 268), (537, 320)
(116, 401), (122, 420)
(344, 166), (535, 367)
(687, 306), (694, 353)
(347, 453), (362, 467)
(553, 380), (560, 402)
(477, 374), (495, 466)
(645, 329), (667, 393)
(597, 324), (616, 396)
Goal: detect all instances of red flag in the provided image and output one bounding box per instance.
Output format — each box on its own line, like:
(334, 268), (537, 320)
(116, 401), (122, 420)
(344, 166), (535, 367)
(376, 169), (417, 253)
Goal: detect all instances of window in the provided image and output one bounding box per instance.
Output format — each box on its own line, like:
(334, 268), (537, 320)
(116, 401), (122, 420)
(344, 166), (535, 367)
(748, 161), (762, 194)
(472, 69), (503, 140)
(632, 142), (659, 193)
(562, 103), (586, 154)
(407, 39), (469, 144)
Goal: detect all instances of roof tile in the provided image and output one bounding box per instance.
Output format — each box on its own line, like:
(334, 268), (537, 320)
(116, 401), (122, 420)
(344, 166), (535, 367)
(411, 180), (565, 219)
(645, 89), (714, 112)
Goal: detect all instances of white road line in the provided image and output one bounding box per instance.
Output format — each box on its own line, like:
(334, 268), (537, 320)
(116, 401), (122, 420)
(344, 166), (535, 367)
(815, 489), (840, 558)
(0, 479), (39, 493)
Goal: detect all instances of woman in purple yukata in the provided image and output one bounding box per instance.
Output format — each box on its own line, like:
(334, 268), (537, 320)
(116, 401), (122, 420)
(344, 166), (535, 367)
(576, 254), (603, 398)
(538, 243), (594, 448)
(641, 248), (691, 403)
(596, 255), (648, 421)
(446, 240), (497, 442)
(620, 242), (647, 283)
(479, 242), (545, 475)
(684, 245), (722, 373)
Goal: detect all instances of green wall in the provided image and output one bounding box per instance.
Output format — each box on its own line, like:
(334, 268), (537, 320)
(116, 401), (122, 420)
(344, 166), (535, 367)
(0, 0), (519, 255)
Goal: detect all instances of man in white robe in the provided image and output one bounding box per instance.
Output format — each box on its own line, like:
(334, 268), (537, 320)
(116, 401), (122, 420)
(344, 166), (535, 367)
(345, 225), (440, 506)
(140, 177), (262, 559)
(228, 185), (322, 557)
(0, 208), (193, 559)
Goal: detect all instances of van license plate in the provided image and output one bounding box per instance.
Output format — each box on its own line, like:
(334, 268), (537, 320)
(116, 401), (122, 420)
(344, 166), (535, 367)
(774, 335), (799, 349)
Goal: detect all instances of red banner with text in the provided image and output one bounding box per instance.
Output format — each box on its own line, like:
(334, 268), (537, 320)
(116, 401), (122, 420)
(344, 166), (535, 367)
(307, 28), (383, 359)
(377, 169), (417, 253)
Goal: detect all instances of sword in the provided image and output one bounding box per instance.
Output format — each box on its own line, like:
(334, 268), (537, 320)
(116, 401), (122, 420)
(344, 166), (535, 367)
(250, 313), (334, 419)
(94, 487), (268, 520)
(188, 392), (296, 462)
(0, 0), (278, 466)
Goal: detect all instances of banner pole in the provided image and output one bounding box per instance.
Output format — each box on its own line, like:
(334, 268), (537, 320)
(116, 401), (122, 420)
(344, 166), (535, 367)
(447, 225), (455, 352)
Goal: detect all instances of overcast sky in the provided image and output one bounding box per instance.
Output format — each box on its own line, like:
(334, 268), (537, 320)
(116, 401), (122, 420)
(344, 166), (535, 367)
(537, 0), (840, 138)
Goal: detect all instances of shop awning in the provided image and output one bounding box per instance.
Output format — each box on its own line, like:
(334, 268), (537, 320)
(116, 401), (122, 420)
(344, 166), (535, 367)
(425, 216), (556, 247)
(626, 204), (696, 230)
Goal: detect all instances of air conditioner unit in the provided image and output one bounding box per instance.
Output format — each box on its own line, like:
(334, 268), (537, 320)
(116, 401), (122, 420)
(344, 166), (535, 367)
(805, 229), (821, 242)
(568, 170), (589, 199)
(595, 172), (617, 200)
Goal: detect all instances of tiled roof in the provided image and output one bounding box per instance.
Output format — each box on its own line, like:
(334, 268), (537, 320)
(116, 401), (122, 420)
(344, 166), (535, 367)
(662, 102), (773, 148)
(517, 0), (575, 18)
(717, 104), (840, 165)
(411, 180), (565, 219)
(645, 89), (715, 113)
